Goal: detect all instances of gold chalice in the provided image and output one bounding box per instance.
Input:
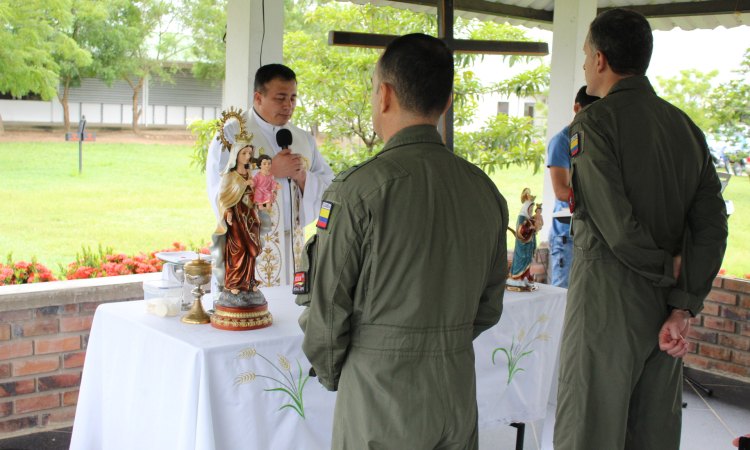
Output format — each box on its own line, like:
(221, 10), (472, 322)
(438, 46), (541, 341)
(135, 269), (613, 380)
(180, 255), (212, 324)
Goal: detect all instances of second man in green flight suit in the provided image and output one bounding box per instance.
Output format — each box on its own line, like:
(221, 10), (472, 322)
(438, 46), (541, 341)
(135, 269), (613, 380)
(554, 9), (728, 450)
(295, 34), (509, 449)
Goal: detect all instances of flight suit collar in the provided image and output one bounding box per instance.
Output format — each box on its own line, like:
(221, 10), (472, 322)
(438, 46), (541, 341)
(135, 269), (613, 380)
(379, 125), (446, 156)
(606, 75), (655, 97)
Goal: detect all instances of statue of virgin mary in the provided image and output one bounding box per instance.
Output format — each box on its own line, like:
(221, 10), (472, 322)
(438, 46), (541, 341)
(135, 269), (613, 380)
(507, 188), (542, 291)
(209, 133), (267, 308)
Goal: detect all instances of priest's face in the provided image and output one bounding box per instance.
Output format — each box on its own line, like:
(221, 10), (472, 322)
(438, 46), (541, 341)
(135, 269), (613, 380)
(254, 78), (298, 126)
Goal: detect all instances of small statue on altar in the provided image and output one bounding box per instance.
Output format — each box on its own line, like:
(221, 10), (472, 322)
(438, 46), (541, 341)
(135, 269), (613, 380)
(507, 188), (543, 292)
(209, 132), (273, 330)
(252, 154), (282, 212)
(532, 203), (544, 229)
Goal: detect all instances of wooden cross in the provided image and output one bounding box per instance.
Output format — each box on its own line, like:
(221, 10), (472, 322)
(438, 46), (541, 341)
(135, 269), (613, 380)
(328, 0), (549, 150)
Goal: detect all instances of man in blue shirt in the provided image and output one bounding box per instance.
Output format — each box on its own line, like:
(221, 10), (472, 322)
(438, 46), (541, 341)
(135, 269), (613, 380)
(547, 86), (599, 288)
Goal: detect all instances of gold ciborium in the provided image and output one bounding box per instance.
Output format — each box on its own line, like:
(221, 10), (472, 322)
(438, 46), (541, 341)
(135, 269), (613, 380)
(180, 255), (212, 324)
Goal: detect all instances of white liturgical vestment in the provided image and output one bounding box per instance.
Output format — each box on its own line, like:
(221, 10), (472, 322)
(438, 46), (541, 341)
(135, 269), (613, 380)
(206, 109), (334, 287)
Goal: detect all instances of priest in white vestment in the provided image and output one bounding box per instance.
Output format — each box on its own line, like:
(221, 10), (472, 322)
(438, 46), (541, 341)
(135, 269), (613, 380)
(207, 64), (334, 287)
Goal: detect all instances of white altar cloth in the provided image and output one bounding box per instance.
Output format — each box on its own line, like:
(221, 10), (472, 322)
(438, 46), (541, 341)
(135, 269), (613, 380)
(70, 285), (566, 450)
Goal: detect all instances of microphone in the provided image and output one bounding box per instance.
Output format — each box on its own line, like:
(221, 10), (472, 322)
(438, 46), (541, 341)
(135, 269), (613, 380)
(275, 128), (297, 272)
(276, 129), (293, 150)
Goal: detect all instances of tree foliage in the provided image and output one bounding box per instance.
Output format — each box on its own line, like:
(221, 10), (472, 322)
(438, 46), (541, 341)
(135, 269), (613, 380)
(709, 49), (750, 149)
(109, 0), (193, 134)
(0, 0), (91, 133)
(655, 69), (718, 132)
(282, 1), (549, 173)
(455, 114), (545, 175)
(182, 0), (227, 82)
(55, 0), (111, 132)
(76, 0), (194, 134)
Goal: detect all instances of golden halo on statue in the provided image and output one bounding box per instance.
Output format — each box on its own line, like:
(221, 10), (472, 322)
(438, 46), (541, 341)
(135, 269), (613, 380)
(217, 107), (249, 152)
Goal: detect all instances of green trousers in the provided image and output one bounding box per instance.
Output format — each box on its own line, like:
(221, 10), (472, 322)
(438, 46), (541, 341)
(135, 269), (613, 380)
(554, 250), (683, 450)
(331, 347), (479, 450)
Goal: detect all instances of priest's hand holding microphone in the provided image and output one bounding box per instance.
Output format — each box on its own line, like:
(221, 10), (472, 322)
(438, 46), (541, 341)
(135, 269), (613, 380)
(273, 129), (306, 193)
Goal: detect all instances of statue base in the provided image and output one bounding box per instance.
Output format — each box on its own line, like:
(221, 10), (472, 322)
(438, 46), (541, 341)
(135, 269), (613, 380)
(210, 303), (273, 331)
(506, 284), (539, 292)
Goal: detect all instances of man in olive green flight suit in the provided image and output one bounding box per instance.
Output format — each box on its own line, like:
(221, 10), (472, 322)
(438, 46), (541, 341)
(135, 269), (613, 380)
(554, 9), (728, 450)
(295, 34), (509, 450)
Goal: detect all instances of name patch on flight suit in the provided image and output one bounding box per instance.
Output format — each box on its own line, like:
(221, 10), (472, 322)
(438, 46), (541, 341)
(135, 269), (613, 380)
(317, 201), (334, 230)
(293, 271), (307, 294)
(570, 132), (582, 157)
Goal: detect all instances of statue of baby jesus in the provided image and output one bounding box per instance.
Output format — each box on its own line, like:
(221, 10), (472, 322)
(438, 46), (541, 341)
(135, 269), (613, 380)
(252, 154), (282, 212)
(532, 204), (544, 230)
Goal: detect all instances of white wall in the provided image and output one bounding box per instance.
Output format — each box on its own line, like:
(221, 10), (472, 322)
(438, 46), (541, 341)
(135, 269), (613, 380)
(470, 92), (543, 131)
(0, 100), (219, 126)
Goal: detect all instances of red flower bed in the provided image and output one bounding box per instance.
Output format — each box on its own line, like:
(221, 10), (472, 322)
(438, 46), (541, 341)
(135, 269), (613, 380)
(0, 242), (210, 286)
(0, 254), (59, 285)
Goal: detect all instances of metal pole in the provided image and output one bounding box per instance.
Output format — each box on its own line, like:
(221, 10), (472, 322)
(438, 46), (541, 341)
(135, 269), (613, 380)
(77, 115), (86, 175)
(510, 422), (525, 450)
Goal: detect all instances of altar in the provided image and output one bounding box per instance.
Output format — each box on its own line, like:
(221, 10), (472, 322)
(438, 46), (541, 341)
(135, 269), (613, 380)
(70, 285), (566, 450)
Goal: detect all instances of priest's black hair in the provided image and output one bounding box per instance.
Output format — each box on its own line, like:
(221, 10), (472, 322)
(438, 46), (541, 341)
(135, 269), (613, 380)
(575, 86), (600, 107)
(256, 154), (272, 169)
(588, 9), (653, 77)
(377, 33), (453, 118)
(255, 64), (297, 95)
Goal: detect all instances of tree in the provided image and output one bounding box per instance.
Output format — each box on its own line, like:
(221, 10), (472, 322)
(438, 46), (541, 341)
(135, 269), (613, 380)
(285, 2), (549, 172)
(55, 0), (109, 132)
(181, 0), (227, 82)
(454, 114), (545, 175)
(96, 0), (192, 134)
(655, 69), (718, 132)
(710, 49), (750, 149)
(186, 1), (550, 173)
(0, 0), (90, 134)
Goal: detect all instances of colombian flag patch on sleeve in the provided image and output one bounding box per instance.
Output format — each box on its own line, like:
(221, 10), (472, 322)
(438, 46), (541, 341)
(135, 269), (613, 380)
(317, 201), (333, 230)
(570, 132), (581, 157)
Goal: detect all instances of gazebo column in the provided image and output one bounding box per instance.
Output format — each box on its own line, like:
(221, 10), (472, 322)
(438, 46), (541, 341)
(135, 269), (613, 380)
(540, 0), (597, 243)
(224, 0), (284, 111)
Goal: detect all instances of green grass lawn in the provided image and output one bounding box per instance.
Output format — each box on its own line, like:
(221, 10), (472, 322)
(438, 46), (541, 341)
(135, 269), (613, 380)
(1, 142), (747, 278)
(717, 169), (750, 277)
(0, 142), (216, 273)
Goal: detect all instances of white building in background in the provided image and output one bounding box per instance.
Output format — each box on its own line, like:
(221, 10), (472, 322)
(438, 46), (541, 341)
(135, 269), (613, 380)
(465, 52), (551, 134)
(0, 67), (222, 127)
(472, 91), (547, 131)
(0, 56), (547, 132)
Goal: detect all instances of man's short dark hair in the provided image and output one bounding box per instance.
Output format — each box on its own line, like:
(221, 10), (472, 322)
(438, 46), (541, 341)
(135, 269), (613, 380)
(575, 86), (600, 107)
(254, 64), (297, 95)
(378, 33), (454, 118)
(589, 9), (653, 76)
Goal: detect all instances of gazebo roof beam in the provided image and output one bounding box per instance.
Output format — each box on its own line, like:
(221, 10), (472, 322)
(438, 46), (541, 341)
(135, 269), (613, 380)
(375, 0), (554, 23)
(600, 0), (750, 18)
(375, 0), (750, 25)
